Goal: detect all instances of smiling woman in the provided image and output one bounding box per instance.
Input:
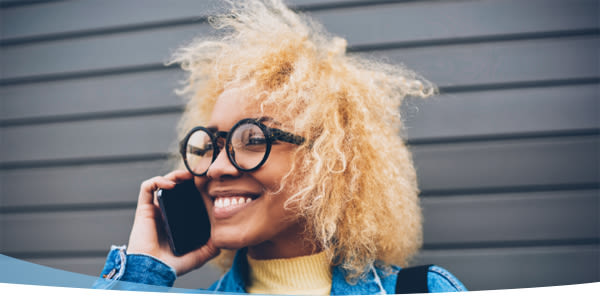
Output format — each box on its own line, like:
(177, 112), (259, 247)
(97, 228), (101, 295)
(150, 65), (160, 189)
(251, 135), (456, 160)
(194, 87), (311, 259)
(93, 0), (466, 295)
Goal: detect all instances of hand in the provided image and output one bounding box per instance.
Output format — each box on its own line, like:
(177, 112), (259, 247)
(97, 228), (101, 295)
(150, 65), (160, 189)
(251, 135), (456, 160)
(126, 169), (220, 276)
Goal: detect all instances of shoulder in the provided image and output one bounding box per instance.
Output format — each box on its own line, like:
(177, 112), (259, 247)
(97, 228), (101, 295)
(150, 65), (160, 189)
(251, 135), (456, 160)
(376, 264), (467, 294)
(426, 265), (467, 292)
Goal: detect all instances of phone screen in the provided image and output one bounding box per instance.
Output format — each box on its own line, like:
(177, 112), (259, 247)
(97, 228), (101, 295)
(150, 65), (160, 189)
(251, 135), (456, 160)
(157, 180), (211, 256)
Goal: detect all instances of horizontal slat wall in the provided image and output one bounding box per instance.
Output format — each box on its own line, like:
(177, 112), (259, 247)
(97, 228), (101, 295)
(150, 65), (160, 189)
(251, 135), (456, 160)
(414, 136), (599, 192)
(1, 0), (599, 291)
(2, 25), (599, 85)
(0, 0), (382, 42)
(1, 160), (168, 209)
(1, 114), (180, 163)
(2, 0), (597, 44)
(415, 245), (600, 291)
(2, 40), (599, 123)
(403, 85), (599, 142)
(0, 69), (184, 122)
(2, 0), (599, 82)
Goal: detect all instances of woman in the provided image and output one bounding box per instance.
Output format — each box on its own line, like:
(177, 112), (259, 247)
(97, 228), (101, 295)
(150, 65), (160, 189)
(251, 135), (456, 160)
(95, 0), (466, 295)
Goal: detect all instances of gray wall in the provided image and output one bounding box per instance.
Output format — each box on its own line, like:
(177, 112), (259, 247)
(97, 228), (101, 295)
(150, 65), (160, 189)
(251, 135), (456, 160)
(1, 0), (598, 291)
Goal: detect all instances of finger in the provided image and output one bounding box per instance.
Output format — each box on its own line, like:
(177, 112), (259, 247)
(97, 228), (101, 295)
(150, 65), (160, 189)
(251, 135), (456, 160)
(164, 169), (194, 183)
(138, 176), (177, 206)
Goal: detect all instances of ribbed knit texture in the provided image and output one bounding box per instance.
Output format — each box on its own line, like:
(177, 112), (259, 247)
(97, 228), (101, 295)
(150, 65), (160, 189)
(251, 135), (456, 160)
(246, 251), (332, 295)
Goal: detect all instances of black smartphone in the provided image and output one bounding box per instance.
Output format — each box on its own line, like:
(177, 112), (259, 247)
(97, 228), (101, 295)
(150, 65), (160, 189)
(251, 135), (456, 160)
(157, 180), (211, 256)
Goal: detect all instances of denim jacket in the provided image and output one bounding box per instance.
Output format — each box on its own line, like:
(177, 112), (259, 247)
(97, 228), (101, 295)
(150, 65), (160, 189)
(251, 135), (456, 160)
(94, 245), (467, 295)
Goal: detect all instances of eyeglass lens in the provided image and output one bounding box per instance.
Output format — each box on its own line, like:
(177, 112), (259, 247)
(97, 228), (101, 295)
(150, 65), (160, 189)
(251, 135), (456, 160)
(185, 123), (267, 175)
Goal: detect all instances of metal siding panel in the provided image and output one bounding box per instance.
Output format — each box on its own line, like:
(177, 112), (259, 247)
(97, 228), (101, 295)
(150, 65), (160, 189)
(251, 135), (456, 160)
(413, 135), (600, 191)
(373, 36), (600, 87)
(0, 24), (210, 80)
(311, 0), (600, 46)
(2, 0), (598, 43)
(3, 74), (599, 135)
(0, 160), (168, 208)
(1, 209), (134, 253)
(422, 190), (600, 245)
(1, 113), (180, 163)
(416, 245), (600, 290)
(403, 84), (600, 141)
(2, 35), (597, 87)
(0, 0), (221, 41)
(0, 69), (184, 121)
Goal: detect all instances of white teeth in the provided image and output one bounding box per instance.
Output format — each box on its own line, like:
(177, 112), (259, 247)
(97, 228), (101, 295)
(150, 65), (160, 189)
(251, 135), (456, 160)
(214, 196), (254, 208)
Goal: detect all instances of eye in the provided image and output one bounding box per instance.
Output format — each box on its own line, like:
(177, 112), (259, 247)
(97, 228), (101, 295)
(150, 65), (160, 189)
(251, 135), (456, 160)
(188, 144), (213, 156)
(231, 124), (267, 152)
(246, 136), (267, 145)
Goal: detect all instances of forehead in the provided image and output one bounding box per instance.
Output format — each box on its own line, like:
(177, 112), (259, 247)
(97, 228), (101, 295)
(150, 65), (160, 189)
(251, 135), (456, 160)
(208, 87), (280, 129)
(209, 87), (252, 126)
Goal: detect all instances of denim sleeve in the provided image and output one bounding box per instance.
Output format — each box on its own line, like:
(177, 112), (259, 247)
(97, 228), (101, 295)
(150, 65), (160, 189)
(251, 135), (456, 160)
(92, 245), (177, 290)
(427, 265), (467, 292)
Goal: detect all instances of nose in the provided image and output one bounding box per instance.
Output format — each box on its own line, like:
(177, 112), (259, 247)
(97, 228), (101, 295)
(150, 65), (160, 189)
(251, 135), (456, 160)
(206, 144), (241, 180)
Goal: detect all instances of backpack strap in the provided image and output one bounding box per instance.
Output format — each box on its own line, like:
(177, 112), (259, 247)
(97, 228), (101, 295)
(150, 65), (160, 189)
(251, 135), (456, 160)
(395, 264), (433, 294)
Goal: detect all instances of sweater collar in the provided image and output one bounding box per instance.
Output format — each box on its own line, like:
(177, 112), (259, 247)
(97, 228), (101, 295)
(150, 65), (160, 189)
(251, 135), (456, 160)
(212, 248), (387, 295)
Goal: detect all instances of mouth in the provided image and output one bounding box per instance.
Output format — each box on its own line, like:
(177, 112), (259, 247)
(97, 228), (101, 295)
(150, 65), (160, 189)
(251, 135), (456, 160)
(209, 192), (261, 219)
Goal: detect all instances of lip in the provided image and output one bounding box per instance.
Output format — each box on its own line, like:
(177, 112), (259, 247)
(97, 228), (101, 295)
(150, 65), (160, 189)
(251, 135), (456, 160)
(208, 189), (261, 220)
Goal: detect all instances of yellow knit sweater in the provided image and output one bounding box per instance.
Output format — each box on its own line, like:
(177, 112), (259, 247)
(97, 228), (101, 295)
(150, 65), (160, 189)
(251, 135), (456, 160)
(246, 251), (332, 295)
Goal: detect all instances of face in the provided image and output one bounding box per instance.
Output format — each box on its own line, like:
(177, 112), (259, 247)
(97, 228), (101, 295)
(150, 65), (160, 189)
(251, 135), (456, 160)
(194, 87), (309, 259)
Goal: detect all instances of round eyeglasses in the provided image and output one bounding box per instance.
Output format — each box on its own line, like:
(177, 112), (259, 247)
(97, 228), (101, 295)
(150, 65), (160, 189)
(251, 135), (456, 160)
(180, 118), (305, 176)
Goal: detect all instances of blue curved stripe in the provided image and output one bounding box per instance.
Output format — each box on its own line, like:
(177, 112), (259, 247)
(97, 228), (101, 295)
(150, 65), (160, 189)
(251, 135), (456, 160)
(0, 254), (209, 293)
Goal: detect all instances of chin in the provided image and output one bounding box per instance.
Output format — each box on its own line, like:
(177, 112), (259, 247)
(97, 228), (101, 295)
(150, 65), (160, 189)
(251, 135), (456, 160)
(210, 227), (255, 250)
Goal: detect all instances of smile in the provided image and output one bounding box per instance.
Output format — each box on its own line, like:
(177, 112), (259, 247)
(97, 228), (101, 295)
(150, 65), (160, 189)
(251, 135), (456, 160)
(210, 194), (260, 219)
(214, 196), (253, 208)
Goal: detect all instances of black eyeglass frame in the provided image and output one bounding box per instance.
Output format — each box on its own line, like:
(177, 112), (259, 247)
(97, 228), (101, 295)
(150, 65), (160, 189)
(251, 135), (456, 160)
(180, 118), (305, 176)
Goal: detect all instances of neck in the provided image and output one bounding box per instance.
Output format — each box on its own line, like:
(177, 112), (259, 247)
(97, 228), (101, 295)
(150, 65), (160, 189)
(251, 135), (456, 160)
(247, 221), (320, 260)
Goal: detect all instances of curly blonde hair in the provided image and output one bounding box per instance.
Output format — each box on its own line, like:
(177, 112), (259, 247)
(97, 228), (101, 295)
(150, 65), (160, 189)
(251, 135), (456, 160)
(169, 0), (435, 283)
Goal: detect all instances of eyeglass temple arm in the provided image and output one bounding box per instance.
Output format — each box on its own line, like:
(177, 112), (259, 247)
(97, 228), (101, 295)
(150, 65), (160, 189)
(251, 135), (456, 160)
(269, 128), (305, 145)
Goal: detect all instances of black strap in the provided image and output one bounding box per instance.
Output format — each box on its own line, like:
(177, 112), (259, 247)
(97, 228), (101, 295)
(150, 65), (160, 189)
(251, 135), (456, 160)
(395, 264), (433, 294)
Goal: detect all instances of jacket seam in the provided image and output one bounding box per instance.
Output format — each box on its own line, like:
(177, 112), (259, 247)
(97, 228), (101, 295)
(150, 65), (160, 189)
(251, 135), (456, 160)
(429, 266), (465, 291)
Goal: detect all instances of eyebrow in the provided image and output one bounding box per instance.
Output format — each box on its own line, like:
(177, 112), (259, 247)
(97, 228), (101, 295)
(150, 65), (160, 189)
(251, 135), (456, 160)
(258, 116), (281, 126)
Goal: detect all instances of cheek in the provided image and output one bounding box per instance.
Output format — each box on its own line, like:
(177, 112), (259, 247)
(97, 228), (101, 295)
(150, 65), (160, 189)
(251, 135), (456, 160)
(193, 176), (208, 190)
(260, 150), (296, 186)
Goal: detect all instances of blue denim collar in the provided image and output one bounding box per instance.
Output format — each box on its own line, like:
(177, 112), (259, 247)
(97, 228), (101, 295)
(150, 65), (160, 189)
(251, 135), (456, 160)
(210, 248), (248, 294)
(209, 249), (390, 295)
